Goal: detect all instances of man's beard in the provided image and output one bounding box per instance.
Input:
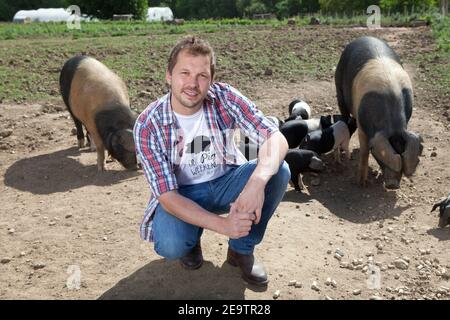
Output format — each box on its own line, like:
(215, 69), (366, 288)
(173, 88), (203, 109)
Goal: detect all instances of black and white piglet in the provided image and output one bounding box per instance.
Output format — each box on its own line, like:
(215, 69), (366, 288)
(285, 149), (325, 191)
(431, 193), (450, 228)
(285, 99), (311, 121)
(280, 119), (309, 149)
(301, 114), (345, 132)
(301, 118), (357, 163)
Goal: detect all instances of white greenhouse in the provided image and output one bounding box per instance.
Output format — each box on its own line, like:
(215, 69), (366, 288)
(13, 8), (71, 23)
(146, 7), (174, 22)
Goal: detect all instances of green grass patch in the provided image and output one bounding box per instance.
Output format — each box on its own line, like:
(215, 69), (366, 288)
(0, 20), (273, 41)
(431, 15), (450, 52)
(425, 15), (450, 93)
(0, 16), (448, 106)
(0, 13), (435, 41)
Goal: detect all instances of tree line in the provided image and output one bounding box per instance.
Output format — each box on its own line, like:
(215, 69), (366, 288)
(0, 0), (443, 21)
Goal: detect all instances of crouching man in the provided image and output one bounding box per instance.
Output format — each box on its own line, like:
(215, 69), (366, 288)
(134, 36), (289, 286)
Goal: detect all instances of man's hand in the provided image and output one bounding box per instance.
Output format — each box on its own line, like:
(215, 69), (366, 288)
(232, 177), (266, 224)
(232, 131), (288, 224)
(223, 203), (255, 239)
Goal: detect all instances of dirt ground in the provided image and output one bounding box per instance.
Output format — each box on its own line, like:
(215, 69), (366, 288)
(0, 26), (449, 300)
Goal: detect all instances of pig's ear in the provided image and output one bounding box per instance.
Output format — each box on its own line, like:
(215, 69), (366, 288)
(105, 132), (115, 151)
(431, 202), (441, 212)
(310, 156), (324, 171)
(401, 131), (423, 176)
(288, 99), (301, 115)
(118, 129), (136, 152)
(370, 132), (402, 172)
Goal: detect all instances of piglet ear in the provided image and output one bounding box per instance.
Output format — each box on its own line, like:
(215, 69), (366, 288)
(288, 99), (301, 115)
(310, 156), (325, 171)
(431, 200), (442, 212)
(118, 129), (136, 152)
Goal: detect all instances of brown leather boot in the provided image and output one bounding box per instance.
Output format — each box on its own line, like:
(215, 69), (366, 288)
(226, 247), (268, 286)
(179, 242), (203, 270)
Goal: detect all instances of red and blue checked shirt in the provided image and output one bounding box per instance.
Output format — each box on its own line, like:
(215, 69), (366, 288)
(133, 82), (279, 242)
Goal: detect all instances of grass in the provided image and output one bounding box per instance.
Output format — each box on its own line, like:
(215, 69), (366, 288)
(431, 15), (450, 52)
(420, 14), (450, 94)
(0, 19), (282, 41)
(0, 15), (448, 107)
(0, 12), (439, 41)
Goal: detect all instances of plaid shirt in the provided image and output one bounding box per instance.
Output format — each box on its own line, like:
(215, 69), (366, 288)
(133, 82), (279, 242)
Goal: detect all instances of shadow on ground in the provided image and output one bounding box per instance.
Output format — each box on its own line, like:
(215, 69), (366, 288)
(282, 150), (408, 224)
(4, 147), (140, 194)
(98, 259), (267, 300)
(427, 227), (450, 241)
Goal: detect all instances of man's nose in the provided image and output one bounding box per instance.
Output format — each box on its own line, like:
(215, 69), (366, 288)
(186, 75), (199, 88)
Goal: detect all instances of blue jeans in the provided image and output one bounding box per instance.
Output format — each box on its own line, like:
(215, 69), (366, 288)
(152, 160), (290, 259)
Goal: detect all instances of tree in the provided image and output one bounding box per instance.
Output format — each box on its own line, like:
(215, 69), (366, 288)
(236, 0), (252, 17)
(173, 0), (237, 19)
(300, 0), (320, 13)
(319, 0), (381, 14)
(380, 0), (438, 12)
(244, 0), (268, 16)
(275, 0), (289, 18)
(75, 0), (148, 19)
(0, 0), (70, 21)
(287, 0), (301, 15)
(214, 0), (239, 18)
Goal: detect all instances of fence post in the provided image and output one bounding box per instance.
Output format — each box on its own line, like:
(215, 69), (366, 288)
(441, 0), (449, 16)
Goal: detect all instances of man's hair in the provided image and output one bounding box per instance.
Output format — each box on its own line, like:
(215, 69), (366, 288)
(167, 36), (216, 79)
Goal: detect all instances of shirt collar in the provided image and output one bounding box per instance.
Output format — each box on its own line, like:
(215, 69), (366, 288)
(160, 93), (174, 126)
(160, 85), (217, 126)
(206, 86), (217, 101)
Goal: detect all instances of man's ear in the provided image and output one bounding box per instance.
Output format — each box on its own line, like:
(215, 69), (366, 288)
(165, 69), (171, 86)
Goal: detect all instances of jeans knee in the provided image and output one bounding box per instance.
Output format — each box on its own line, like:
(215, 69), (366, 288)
(155, 238), (193, 260)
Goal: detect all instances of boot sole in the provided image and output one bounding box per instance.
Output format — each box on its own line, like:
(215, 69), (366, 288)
(180, 259), (203, 270)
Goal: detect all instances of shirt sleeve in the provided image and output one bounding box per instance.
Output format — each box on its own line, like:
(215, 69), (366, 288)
(133, 120), (178, 198)
(222, 84), (279, 146)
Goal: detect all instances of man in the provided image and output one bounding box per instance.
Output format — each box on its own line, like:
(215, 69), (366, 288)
(134, 36), (289, 286)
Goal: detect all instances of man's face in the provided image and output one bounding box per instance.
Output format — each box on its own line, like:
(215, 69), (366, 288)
(166, 50), (212, 115)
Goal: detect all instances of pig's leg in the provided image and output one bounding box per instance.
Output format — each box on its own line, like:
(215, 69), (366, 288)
(73, 118), (85, 148)
(358, 130), (369, 187)
(91, 133), (105, 171)
(334, 146), (341, 164)
(342, 137), (351, 161)
(298, 173), (305, 190)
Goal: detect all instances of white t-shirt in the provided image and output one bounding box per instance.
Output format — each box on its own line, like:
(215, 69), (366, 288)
(173, 108), (230, 186)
